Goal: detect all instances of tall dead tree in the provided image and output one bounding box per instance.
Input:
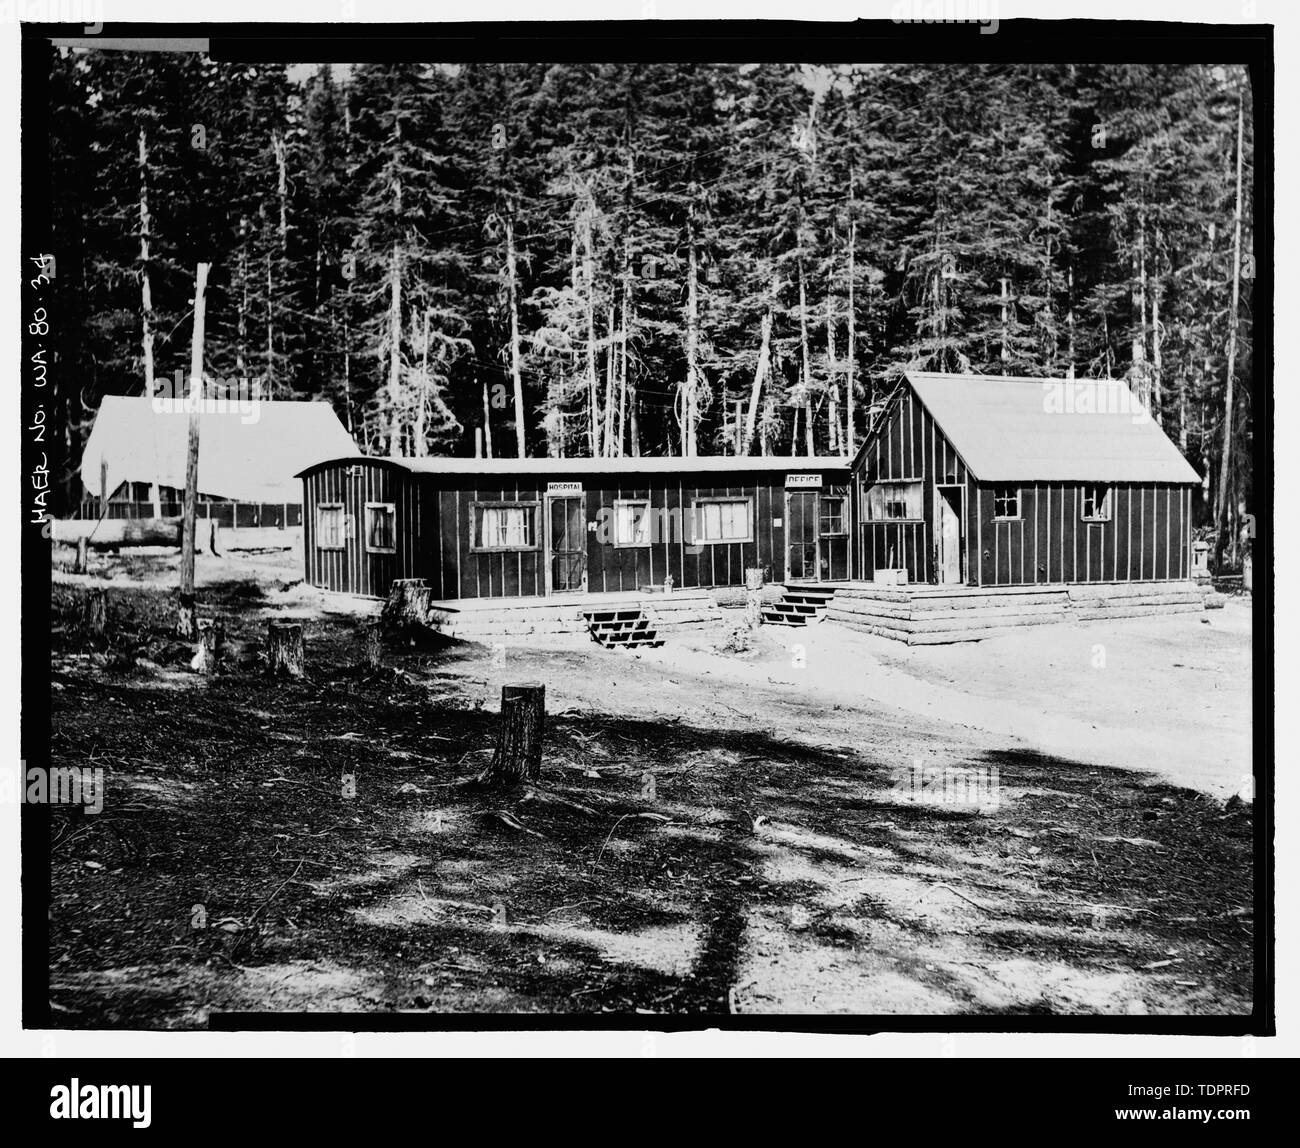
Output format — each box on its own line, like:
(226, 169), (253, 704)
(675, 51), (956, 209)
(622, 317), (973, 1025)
(177, 262), (211, 640)
(138, 129), (161, 517)
(504, 208), (527, 456)
(1215, 93), (1245, 568)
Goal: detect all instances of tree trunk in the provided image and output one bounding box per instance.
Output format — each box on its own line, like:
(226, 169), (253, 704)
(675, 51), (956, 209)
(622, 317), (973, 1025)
(74, 534), (88, 575)
(479, 683), (545, 785)
(1151, 237), (1163, 424)
(382, 578), (429, 631)
(846, 209), (857, 459)
(81, 588), (107, 638)
(178, 262), (210, 641)
(684, 213), (700, 457)
(742, 285), (775, 456)
(505, 209), (527, 457)
(798, 252), (813, 455)
(1130, 210), (1147, 405)
(191, 618), (225, 674)
(583, 211), (601, 457)
(137, 129), (161, 518)
(388, 243), (403, 457)
(604, 302), (617, 455)
(267, 621), (305, 679)
(1215, 95), (1245, 568)
(825, 287), (838, 453)
(744, 566), (764, 631)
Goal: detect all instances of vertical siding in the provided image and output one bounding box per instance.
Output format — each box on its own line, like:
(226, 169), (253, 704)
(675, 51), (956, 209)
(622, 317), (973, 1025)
(963, 479), (1197, 587)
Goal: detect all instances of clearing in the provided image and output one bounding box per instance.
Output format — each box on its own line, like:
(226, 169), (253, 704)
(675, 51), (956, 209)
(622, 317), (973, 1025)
(45, 548), (1255, 1023)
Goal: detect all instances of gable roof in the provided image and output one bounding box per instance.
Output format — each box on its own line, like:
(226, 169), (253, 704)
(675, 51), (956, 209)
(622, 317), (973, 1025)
(82, 396), (360, 503)
(896, 372), (1200, 484)
(298, 454), (851, 478)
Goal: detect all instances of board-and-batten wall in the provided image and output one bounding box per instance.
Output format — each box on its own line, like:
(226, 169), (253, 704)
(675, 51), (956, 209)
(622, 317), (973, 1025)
(856, 385), (968, 584)
(856, 383), (1196, 587)
(971, 481), (1193, 586)
(302, 463), (851, 599)
(302, 463), (424, 597)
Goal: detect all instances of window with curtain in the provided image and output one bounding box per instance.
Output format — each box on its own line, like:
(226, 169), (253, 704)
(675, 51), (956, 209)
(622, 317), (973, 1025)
(366, 503), (396, 552)
(1081, 484), (1112, 521)
(692, 498), (753, 543)
(865, 481), (923, 521)
(614, 500), (651, 547)
(471, 502), (538, 551)
(316, 504), (344, 549)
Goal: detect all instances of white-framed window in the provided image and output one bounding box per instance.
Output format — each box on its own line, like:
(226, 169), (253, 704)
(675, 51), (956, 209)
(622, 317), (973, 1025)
(993, 485), (1021, 520)
(1081, 484), (1112, 522)
(365, 502), (396, 553)
(316, 503), (345, 550)
(471, 501), (539, 552)
(613, 499), (652, 547)
(866, 481), (923, 522)
(691, 497), (754, 544)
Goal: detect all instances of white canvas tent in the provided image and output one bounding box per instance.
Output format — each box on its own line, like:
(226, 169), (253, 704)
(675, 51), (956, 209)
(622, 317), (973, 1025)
(80, 396), (360, 505)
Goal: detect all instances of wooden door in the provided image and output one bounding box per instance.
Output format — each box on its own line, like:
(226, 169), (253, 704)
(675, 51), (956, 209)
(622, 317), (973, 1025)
(546, 496), (586, 593)
(936, 485), (964, 584)
(785, 491), (819, 582)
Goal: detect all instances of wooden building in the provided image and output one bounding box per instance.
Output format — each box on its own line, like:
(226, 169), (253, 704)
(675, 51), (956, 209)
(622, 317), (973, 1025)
(297, 456), (852, 599)
(851, 372), (1202, 587)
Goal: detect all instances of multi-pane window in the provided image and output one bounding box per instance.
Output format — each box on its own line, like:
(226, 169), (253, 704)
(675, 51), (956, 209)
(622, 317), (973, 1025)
(614, 499), (651, 547)
(1081, 484), (1112, 521)
(692, 498), (753, 543)
(993, 485), (1021, 519)
(819, 496), (846, 535)
(316, 504), (344, 549)
(471, 502), (538, 551)
(865, 481), (923, 521)
(365, 503), (396, 553)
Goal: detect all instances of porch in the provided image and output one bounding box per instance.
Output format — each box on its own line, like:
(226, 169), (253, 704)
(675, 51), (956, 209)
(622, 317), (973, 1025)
(822, 579), (1209, 644)
(421, 587), (724, 644)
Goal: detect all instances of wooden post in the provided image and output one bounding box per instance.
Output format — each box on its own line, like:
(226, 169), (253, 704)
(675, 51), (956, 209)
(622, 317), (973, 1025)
(74, 535), (88, 575)
(267, 621), (305, 678)
(178, 261), (211, 640)
(479, 683), (545, 785)
(362, 621), (383, 670)
(744, 566), (765, 632)
(191, 618), (225, 674)
(81, 588), (107, 638)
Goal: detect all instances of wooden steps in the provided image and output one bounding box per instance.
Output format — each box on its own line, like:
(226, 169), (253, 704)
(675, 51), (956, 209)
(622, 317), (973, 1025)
(413, 588), (722, 645)
(760, 585), (838, 627)
(826, 580), (1210, 645)
(581, 607), (664, 650)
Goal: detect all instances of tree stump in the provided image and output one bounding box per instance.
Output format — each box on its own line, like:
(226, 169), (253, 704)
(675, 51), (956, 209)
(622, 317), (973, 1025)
(191, 618), (226, 674)
(74, 535), (89, 575)
(176, 592), (198, 641)
(381, 578), (429, 632)
(478, 683), (546, 785)
(267, 621), (305, 678)
(362, 622), (384, 670)
(81, 588), (108, 638)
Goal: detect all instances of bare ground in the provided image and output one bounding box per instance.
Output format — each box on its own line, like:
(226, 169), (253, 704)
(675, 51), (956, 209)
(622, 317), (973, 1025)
(44, 548), (1255, 1024)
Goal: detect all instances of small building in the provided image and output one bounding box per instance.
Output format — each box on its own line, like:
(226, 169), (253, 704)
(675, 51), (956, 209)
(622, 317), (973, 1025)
(851, 372), (1202, 587)
(296, 455), (853, 599)
(80, 395), (359, 526)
